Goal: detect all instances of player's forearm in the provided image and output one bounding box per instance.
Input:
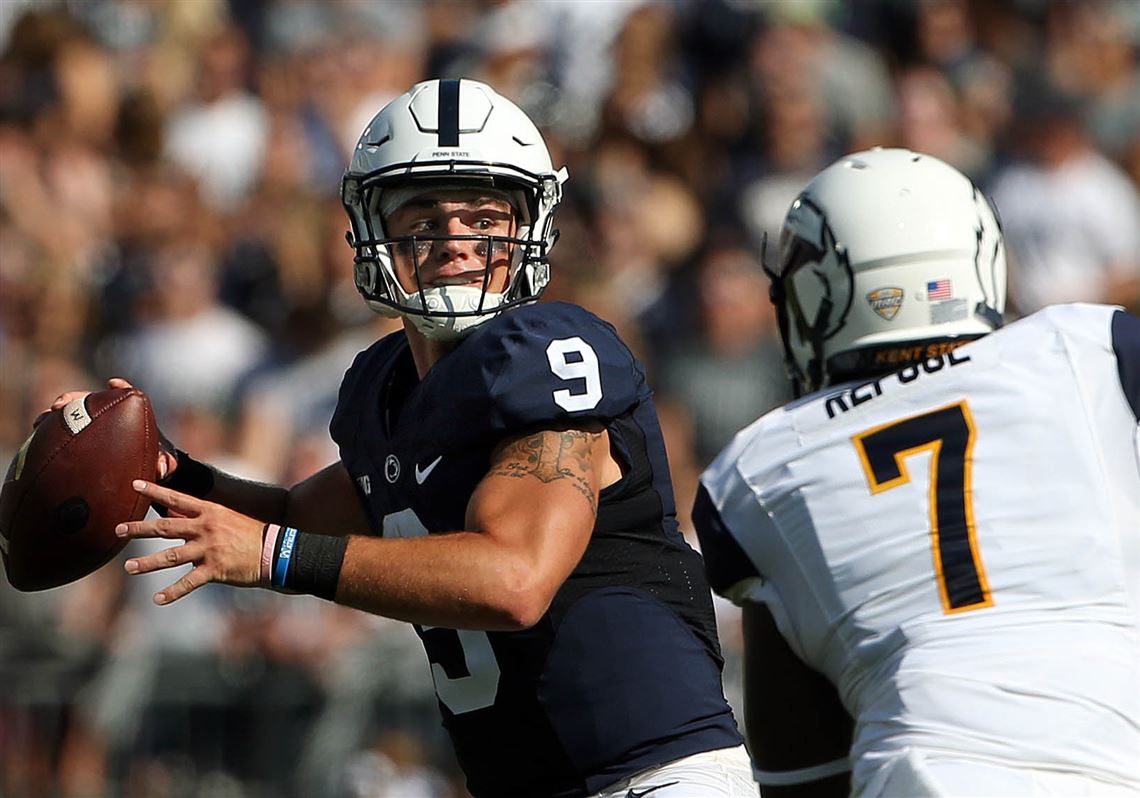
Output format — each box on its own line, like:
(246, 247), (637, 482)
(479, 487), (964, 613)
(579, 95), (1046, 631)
(205, 470), (290, 525)
(210, 470), (368, 536)
(168, 458), (367, 536)
(333, 532), (551, 631)
(282, 462), (370, 536)
(159, 451), (289, 524)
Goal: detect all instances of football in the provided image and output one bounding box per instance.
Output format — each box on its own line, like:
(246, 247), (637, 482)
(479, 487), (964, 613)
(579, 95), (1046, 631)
(0, 388), (159, 591)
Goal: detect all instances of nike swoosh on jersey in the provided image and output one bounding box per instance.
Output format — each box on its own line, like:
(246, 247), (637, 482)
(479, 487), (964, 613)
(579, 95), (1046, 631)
(415, 456), (443, 484)
(626, 781), (678, 798)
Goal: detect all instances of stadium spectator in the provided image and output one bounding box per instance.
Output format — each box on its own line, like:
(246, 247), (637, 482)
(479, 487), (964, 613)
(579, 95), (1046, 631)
(657, 241), (790, 467)
(893, 64), (991, 181)
(165, 23), (268, 212)
(96, 242), (269, 421)
(989, 80), (1140, 314)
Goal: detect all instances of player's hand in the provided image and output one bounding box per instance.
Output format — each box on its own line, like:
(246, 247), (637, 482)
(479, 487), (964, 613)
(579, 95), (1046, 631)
(45, 376), (134, 414)
(115, 480), (264, 605)
(40, 378), (177, 478)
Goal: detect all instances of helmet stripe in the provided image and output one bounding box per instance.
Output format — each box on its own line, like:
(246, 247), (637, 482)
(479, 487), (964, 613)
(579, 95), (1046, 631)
(438, 79), (460, 147)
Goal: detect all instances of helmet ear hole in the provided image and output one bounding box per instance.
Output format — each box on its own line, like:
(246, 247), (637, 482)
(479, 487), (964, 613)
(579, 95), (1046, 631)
(355, 262), (377, 292)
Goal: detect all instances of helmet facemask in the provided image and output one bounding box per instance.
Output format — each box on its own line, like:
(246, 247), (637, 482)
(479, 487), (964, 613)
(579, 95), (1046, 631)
(763, 202), (856, 398)
(343, 171), (561, 341)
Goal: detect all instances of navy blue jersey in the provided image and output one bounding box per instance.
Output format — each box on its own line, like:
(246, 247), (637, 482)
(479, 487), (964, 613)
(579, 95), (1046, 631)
(330, 302), (741, 798)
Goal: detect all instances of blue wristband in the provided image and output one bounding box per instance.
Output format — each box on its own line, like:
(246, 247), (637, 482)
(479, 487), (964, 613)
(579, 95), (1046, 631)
(273, 527), (298, 589)
(267, 527), (346, 600)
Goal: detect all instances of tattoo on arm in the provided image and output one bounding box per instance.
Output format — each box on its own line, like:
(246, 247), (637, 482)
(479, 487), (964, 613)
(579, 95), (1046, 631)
(488, 429), (602, 515)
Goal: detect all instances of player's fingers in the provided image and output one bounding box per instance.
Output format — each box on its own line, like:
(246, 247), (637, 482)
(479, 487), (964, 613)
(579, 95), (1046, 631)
(153, 566), (209, 605)
(45, 380), (132, 413)
(48, 390), (90, 412)
(156, 449), (177, 480)
(115, 514), (195, 540)
(124, 542), (203, 575)
(131, 480), (203, 517)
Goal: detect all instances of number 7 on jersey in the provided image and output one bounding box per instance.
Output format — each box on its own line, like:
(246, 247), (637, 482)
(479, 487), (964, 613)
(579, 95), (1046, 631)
(852, 400), (992, 614)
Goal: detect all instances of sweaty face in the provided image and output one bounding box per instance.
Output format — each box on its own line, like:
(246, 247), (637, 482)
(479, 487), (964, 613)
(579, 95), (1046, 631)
(383, 190), (517, 297)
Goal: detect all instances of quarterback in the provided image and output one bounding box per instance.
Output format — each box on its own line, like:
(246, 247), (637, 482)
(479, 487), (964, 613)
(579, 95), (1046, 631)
(694, 149), (1140, 796)
(53, 80), (756, 797)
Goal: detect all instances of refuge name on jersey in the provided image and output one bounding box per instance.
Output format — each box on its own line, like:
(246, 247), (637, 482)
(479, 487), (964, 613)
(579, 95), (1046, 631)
(696, 303), (1140, 794)
(331, 302), (740, 798)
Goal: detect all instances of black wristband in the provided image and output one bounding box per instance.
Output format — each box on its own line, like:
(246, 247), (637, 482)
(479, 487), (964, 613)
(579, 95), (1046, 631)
(276, 530), (348, 601)
(153, 449), (215, 516)
(160, 449), (215, 497)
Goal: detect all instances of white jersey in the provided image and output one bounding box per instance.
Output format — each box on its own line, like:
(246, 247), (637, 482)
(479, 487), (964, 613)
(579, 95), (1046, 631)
(697, 304), (1140, 795)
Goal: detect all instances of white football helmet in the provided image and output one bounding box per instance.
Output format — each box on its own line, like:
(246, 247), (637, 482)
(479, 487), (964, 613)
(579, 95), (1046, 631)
(341, 79), (569, 340)
(767, 148), (1006, 396)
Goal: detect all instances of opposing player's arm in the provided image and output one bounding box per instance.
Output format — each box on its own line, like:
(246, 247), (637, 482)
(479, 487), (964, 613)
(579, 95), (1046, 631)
(742, 601), (853, 797)
(331, 423), (613, 629)
(692, 482), (853, 794)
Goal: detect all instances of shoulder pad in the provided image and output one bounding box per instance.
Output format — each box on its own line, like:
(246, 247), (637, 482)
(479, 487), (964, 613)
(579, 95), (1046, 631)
(1031, 302), (1117, 342)
(464, 303), (648, 433)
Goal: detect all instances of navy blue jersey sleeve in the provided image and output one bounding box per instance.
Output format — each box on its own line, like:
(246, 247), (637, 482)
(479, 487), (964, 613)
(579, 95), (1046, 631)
(692, 483), (761, 598)
(472, 302), (649, 434)
(1112, 309), (1140, 422)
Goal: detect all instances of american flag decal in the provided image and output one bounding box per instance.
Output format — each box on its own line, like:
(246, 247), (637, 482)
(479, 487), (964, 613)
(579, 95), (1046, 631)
(927, 279), (952, 300)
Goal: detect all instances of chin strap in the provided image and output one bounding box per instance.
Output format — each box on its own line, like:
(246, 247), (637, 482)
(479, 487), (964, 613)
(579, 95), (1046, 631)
(806, 294), (834, 393)
(975, 300), (1003, 329)
(762, 233), (806, 397)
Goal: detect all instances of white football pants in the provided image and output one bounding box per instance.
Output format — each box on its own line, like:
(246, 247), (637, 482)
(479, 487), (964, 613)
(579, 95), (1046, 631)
(591, 745), (759, 798)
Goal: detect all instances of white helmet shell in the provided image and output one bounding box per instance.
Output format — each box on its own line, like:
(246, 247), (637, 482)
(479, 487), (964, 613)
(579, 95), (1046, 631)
(771, 148), (1006, 395)
(341, 79), (568, 341)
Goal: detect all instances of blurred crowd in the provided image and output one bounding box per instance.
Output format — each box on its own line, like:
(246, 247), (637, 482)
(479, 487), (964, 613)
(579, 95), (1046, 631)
(0, 0), (1137, 796)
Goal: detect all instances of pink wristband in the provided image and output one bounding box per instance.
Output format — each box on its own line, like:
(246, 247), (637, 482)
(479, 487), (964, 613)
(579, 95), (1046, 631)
(261, 524), (282, 587)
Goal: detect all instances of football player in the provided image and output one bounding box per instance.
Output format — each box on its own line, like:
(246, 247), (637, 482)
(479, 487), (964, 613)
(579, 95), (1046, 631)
(693, 148), (1140, 796)
(58, 80), (756, 797)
